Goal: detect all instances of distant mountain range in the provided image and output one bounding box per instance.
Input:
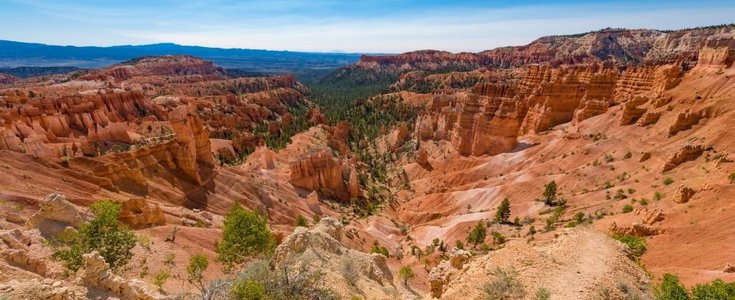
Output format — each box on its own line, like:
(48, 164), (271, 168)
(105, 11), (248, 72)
(0, 40), (365, 75)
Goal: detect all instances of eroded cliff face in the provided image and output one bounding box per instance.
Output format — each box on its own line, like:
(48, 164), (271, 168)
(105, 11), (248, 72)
(410, 61), (684, 156)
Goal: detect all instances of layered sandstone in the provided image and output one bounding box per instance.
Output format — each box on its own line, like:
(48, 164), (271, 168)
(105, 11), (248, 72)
(289, 149), (356, 200)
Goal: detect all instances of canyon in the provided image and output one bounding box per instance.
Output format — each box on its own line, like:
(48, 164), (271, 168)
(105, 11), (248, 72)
(0, 25), (734, 299)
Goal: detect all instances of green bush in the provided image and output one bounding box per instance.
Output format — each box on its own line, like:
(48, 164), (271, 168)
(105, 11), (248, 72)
(691, 279), (735, 300)
(399, 265), (416, 286)
(217, 204), (275, 272)
(543, 181), (558, 206)
(187, 254), (209, 291)
(467, 222), (488, 248)
(455, 240), (465, 250)
(153, 269), (170, 289)
(52, 200), (136, 271)
(729, 173), (735, 184)
(664, 178), (675, 185)
(483, 267), (526, 300)
(491, 231), (506, 245)
(370, 241), (390, 257)
(655, 273), (690, 300)
(227, 260), (338, 300)
(613, 234), (646, 260)
(230, 279), (267, 300)
(495, 198), (511, 223)
(535, 287), (551, 300)
(294, 214), (308, 227)
(622, 205), (634, 213)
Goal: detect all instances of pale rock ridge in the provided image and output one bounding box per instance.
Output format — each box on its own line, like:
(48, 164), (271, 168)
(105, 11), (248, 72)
(270, 217), (396, 299)
(26, 193), (89, 238)
(428, 248), (470, 298)
(81, 251), (170, 300)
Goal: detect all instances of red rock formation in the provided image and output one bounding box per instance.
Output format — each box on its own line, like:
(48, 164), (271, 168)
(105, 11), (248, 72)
(668, 109), (710, 136)
(289, 149), (352, 200)
(662, 144), (707, 173)
(573, 99), (609, 125)
(415, 92), (523, 156)
(673, 185), (696, 204)
(636, 112), (661, 126)
(619, 97), (650, 125)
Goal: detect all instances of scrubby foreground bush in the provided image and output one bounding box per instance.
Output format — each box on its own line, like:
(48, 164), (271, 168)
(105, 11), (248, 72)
(52, 200), (136, 271)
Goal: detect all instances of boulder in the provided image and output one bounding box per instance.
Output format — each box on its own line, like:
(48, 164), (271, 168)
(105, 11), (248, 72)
(662, 144), (706, 173)
(429, 248), (471, 298)
(673, 185), (696, 204)
(26, 193), (88, 238)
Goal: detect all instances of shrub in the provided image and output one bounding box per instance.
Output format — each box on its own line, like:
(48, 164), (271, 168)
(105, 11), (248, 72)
(613, 234), (646, 260)
(491, 231), (506, 245)
(217, 204), (275, 272)
(543, 181), (558, 206)
(340, 260), (358, 286)
(370, 241), (390, 257)
(467, 222), (488, 248)
(622, 205), (634, 213)
(52, 200), (136, 271)
(664, 178), (675, 185)
(654, 191), (665, 201)
(482, 267), (526, 300)
(544, 206), (566, 231)
(655, 273), (690, 300)
(226, 260), (338, 300)
(153, 269), (171, 289)
(495, 198), (511, 223)
(623, 152), (633, 160)
(399, 265), (416, 286)
(614, 189), (628, 200)
(640, 198), (649, 206)
(535, 287), (551, 300)
(294, 214), (308, 227)
(691, 279), (735, 299)
(729, 173), (735, 184)
(187, 254), (209, 291)
(229, 279), (267, 300)
(455, 240), (465, 250)
(574, 212), (585, 224)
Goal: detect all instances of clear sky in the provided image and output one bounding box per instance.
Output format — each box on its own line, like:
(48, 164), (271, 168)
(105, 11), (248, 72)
(2, 0), (734, 53)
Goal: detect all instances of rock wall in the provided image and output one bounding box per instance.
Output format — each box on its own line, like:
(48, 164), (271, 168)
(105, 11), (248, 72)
(289, 149), (355, 200)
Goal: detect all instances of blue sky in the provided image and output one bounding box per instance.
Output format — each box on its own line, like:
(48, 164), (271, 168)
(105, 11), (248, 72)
(1, 0), (734, 53)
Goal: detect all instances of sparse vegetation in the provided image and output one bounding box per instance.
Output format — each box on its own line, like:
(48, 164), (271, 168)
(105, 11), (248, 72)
(729, 173), (735, 184)
(341, 260), (359, 286)
(664, 177), (675, 185)
(467, 222), (488, 248)
(153, 269), (170, 289)
(535, 287), (551, 300)
(482, 267), (526, 300)
(225, 260), (338, 300)
(187, 254), (209, 292)
(613, 234), (646, 260)
(294, 214), (308, 227)
(399, 265), (416, 286)
(654, 191), (665, 201)
(491, 231), (506, 245)
(622, 204), (634, 213)
(52, 200), (136, 271)
(370, 240), (390, 257)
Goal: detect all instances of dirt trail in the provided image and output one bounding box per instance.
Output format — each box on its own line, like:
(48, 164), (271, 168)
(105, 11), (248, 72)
(439, 228), (651, 300)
